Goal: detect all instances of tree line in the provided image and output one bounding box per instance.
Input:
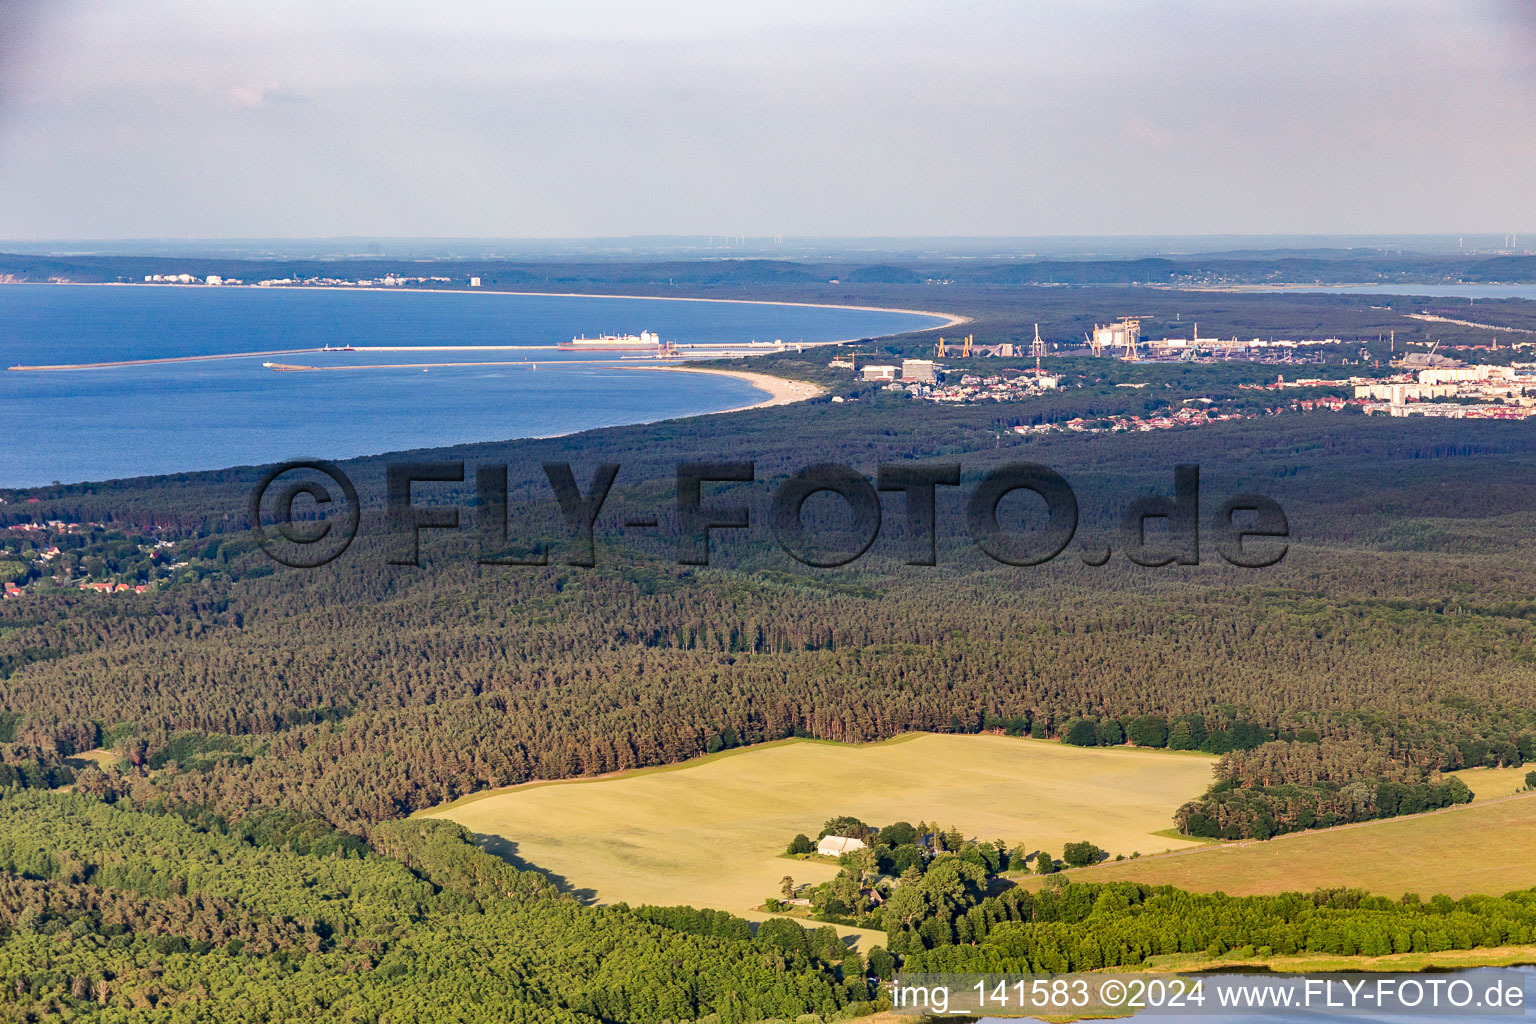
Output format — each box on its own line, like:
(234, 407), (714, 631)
(0, 790), (874, 1023)
(904, 881), (1536, 972)
(1174, 738), (1485, 839)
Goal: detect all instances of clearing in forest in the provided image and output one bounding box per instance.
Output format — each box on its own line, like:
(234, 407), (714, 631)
(421, 733), (1216, 930)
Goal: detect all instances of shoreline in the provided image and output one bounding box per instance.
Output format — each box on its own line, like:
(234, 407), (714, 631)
(1, 371), (810, 487)
(0, 282), (913, 488)
(0, 278), (971, 333)
(623, 364), (825, 413)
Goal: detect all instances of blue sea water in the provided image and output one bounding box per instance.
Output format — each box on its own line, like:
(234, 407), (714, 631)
(0, 285), (944, 486)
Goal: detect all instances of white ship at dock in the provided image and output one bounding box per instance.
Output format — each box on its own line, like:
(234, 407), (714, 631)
(559, 330), (665, 352)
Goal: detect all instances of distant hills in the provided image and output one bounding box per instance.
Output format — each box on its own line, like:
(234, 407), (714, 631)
(1, 250), (1534, 287)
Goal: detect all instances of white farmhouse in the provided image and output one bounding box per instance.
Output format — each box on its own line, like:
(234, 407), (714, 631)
(816, 835), (867, 857)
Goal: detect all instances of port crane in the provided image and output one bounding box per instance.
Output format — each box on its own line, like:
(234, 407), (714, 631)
(1119, 318), (1142, 360)
(1029, 323), (1046, 360)
(935, 335), (973, 359)
(1087, 318), (1143, 359)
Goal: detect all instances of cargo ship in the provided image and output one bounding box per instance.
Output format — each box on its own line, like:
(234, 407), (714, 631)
(559, 330), (663, 352)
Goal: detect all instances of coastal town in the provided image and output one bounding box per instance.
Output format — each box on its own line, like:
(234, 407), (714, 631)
(141, 271), (466, 288)
(836, 321), (1536, 435)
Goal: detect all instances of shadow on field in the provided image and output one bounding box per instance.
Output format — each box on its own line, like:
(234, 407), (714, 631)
(474, 834), (600, 904)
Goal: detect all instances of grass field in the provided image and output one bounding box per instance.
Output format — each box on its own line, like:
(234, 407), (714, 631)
(1025, 790), (1536, 899)
(1454, 764), (1535, 802)
(421, 733), (1215, 946)
(65, 748), (119, 770)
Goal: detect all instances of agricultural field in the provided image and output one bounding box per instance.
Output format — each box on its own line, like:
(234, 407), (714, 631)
(1453, 764), (1536, 802)
(1029, 789), (1536, 899)
(421, 733), (1216, 942)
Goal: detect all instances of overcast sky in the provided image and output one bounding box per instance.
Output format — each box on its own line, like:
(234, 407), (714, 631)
(1, 0), (1534, 239)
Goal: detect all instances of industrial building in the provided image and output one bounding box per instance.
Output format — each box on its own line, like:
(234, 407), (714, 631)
(1354, 382), (1457, 402)
(1090, 319), (1141, 357)
(1417, 365), (1515, 385)
(901, 359), (937, 382)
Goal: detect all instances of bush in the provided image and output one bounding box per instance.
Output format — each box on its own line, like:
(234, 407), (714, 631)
(787, 833), (814, 855)
(1062, 841), (1105, 868)
(818, 816), (870, 841)
(1062, 720), (1100, 746)
(756, 916), (810, 954)
(634, 905), (753, 941)
(1127, 714), (1169, 748)
(1176, 775), (1474, 840)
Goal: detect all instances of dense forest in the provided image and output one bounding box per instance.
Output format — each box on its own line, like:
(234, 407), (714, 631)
(1, 539), (1533, 832)
(0, 791), (873, 1022)
(4, 276), (1536, 1018)
(903, 881), (1536, 972)
(8, 789), (1528, 1020)
(5, 415), (1536, 834)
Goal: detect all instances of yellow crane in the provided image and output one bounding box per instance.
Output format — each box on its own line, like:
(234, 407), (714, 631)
(936, 334), (972, 358)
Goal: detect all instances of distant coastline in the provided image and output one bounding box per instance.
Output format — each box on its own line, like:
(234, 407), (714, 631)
(0, 278), (970, 337)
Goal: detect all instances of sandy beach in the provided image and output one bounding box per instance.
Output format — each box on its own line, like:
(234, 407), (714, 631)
(16, 280), (970, 334)
(496, 288), (970, 333)
(625, 365), (825, 412)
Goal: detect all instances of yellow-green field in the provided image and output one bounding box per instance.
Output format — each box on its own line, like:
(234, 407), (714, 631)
(421, 733), (1215, 943)
(65, 748), (119, 769)
(1454, 764), (1536, 802)
(1026, 790), (1536, 899)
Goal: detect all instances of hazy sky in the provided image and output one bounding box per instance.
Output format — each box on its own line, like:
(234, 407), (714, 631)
(2, 0), (1534, 239)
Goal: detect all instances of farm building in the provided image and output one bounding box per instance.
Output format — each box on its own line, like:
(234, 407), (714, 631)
(816, 835), (866, 857)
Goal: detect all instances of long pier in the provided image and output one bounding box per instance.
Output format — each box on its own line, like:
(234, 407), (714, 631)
(9, 342), (775, 372)
(1405, 313), (1536, 336)
(7, 345), (601, 372)
(265, 360), (545, 371)
(8, 348), (331, 371)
